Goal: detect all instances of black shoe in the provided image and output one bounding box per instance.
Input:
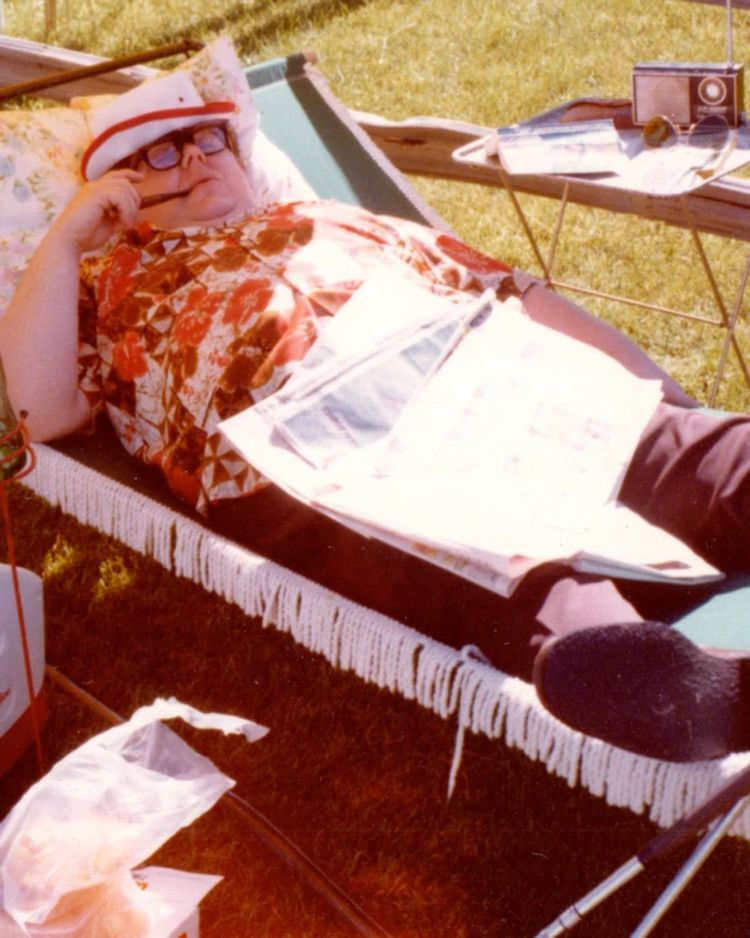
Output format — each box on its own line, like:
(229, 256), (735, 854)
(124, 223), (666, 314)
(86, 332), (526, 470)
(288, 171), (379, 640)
(532, 622), (749, 762)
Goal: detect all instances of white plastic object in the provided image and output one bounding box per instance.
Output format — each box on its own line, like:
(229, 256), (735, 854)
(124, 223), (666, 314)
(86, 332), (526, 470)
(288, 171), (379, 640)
(0, 563), (45, 739)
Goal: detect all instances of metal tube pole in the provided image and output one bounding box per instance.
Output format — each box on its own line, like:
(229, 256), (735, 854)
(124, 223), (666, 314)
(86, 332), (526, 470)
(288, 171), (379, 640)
(0, 40), (204, 103)
(535, 857), (644, 937)
(631, 795), (749, 937)
(534, 760), (750, 935)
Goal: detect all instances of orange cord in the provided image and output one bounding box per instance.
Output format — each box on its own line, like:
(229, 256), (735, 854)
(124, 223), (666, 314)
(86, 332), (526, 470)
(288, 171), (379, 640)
(0, 415), (44, 776)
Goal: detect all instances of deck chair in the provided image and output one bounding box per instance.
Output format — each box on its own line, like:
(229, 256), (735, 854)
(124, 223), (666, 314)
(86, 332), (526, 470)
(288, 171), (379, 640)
(3, 36), (750, 856)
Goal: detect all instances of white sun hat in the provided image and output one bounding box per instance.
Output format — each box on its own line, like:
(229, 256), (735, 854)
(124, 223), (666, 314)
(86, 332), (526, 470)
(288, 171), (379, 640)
(81, 71), (237, 181)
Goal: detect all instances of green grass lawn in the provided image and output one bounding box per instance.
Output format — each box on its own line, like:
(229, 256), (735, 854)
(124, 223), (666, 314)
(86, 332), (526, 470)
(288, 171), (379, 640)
(3, 1), (750, 935)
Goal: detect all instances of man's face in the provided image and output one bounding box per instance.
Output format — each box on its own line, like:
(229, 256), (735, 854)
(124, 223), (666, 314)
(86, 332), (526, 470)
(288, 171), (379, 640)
(129, 123), (255, 228)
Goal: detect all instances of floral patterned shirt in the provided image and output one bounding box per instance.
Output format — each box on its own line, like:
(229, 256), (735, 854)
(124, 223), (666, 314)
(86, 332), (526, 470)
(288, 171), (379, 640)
(79, 200), (515, 512)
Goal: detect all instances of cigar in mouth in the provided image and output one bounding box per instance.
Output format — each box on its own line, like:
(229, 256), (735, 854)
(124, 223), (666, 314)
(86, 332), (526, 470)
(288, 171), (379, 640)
(140, 188), (193, 208)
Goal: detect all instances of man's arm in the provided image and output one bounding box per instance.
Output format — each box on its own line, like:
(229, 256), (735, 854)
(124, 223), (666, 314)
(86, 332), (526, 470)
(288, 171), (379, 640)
(519, 278), (697, 407)
(0, 170), (143, 441)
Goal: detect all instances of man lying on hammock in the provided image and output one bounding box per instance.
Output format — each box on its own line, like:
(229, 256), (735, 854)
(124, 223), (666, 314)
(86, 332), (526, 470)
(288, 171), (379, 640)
(1, 71), (749, 766)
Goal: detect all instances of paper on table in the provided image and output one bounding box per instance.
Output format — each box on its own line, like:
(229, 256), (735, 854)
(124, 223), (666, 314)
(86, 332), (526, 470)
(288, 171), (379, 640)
(606, 124), (750, 196)
(487, 120), (629, 175)
(460, 118), (750, 196)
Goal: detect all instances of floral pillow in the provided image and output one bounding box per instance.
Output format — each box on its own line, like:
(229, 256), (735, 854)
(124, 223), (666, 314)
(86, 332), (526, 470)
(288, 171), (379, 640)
(0, 107), (87, 316)
(0, 36), (315, 319)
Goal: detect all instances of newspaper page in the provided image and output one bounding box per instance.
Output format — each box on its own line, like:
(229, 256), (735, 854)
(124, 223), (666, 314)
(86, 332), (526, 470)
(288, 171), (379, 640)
(255, 281), (493, 470)
(219, 269), (494, 508)
(313, 294), (719, 591)
(220, 272), (721, 596)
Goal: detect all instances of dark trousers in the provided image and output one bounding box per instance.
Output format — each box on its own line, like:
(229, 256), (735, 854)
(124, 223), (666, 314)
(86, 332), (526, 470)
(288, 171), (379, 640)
(210, 402), (750, 681)
(621, 403), (750, 576)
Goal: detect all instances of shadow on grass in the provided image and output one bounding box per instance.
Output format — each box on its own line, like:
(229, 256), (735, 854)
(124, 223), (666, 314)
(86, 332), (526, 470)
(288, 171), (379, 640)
(201, 0), (377, 58)
(104, 0), (376, 58)
(55, 0), (376, 62)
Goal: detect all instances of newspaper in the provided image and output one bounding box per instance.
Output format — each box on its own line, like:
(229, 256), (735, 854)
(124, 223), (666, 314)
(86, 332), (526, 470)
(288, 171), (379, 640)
(219, 272), (722, 597)
(458, 118), (750, 197)
(256, 275), (492, 470)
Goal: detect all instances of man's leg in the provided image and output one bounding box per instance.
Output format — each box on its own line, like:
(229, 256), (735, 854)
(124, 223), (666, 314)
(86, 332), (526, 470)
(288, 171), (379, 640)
(533, 401), (750, 761)
(619, 402), (750, 574)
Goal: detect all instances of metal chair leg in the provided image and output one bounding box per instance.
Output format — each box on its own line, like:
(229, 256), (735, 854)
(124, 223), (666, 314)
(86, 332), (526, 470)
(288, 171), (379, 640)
(533, 760), (750, 936)
(708, 246), (750, 407)
(630, 796), (749, 937)
(535, 857), (644, 937)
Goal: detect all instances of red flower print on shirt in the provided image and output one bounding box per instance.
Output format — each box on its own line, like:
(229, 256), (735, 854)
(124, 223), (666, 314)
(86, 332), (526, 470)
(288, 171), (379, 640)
(112, 331), (148, 382)
(173, 286), (222, 348)
(128, 221), (156, 246)
(96, 243), (141, 318)
(255, 205), (314, 254)
(249, 296), (319, 390)
(435, 234), (511, 276)
(223, 277), (273, 326)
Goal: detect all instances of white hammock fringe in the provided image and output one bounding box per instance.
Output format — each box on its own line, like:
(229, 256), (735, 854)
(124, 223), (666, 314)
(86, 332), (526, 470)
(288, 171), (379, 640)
(25, 444), (750, 839)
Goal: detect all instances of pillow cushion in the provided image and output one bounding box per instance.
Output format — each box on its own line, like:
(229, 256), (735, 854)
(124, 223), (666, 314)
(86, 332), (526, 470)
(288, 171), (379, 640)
(0, 107), (87, 315)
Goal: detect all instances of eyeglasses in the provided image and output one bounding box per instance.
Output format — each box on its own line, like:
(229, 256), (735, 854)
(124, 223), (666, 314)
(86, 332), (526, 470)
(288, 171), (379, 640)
(127, 123), (230, 171)
(641, 113), (731, 151)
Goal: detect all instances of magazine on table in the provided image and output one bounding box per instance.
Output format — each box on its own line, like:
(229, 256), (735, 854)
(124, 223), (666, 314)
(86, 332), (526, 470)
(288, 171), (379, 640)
(219, 271), (722, 597)
(483, 120), (628, 176)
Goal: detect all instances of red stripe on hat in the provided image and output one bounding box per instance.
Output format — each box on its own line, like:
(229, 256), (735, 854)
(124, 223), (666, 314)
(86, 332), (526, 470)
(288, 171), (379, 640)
(81, 100), (236, 179)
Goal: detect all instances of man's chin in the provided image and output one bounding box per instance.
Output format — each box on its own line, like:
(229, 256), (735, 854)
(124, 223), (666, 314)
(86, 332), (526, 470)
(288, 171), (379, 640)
(183, 185), (248, 223)
(186, 199), (242, 225)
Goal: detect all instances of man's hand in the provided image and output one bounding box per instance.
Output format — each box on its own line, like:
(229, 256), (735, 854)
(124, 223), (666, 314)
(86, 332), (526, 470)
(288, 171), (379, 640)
(0, 170), (145, 441)
(51, 169), (145, 254)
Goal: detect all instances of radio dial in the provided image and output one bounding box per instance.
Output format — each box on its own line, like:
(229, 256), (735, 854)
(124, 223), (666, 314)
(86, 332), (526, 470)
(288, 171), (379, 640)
(699, 76), (728, 105)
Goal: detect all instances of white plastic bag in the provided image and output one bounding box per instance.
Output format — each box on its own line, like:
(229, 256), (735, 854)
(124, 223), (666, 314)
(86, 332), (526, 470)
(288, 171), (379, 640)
(0, 697), (268, 936)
